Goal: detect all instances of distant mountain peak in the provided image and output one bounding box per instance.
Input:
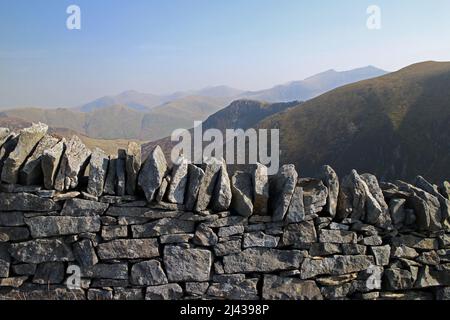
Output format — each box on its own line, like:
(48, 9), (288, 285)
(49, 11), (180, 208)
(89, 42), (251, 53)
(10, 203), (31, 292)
(241, 66), (389, 103)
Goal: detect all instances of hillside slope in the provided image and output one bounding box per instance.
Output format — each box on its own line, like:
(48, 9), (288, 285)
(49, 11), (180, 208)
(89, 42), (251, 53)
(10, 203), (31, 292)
(0, 95), (231, 141)
(257, 61), (450, 183)
(142, 99), (298, 159)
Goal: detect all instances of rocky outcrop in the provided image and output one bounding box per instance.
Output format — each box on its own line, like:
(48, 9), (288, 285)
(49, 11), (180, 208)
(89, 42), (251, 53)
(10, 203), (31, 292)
(0, 123), (449, 301)
(1, 123), (48, 184)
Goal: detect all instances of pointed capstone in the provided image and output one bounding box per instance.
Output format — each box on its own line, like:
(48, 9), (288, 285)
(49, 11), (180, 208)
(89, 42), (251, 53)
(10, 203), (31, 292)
(270, 164), (298, 222)
(87, 148), (109, 197)
(138, 145), (168, 202)
(167, 157), (188, 204)
(195, 158), (222, 212)
(184, 164), (205, 211)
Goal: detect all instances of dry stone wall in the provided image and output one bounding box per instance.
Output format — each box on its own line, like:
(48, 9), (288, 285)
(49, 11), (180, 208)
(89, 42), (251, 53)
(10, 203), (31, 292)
(0, 123), (449, 300)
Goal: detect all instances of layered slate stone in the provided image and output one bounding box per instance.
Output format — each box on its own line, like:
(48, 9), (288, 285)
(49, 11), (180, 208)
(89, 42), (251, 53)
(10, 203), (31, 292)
(253, 163), (270, 215)
(131, 260), (168, 286)
(300, 255), (374, 279)
(271, 164), (298, 221)
(132, 218), (195, 237)
(337, 170), (368, 221)
(318, 230), (357, 244)
(163, 246), (212, 282)
(211, 160), (232, 212)
(87, 148), (109, 197)
(184, 164), (205, 211)
(193, 224), (218, 246)
(138, 146), (168, 202)
(207, 278), (259, 300)
(167, 157), (188, 204)
(97, 239), (159, 260)
(262, 275), (323, 300)
(41, 139), (65, 190)
(20, 135), (59, 186)
(395, 181), (443, 231)
(9, 239), (74, 264)
(25, 216), (101, 238)
(285, 187), (305, 223)
(282, 221), (317, 247)
(415, 175), (450, 228)
(361, 173), (392, 228)
(145, 284), (183, 300)
(301, 178), (328, 215)
(2, 127), (450, 301)
(0, 193), (57, 212)
(2, 123), (48, 184)
(54, 135), (91, 191)
(195, 159), (222, 212)
(319, 165), (339, 218)
(223, 248), (304, 273)
(230, 171), (254, 217)
(60, 198), (109, 216)
(82, 263), (128, 279)
(243, 231), (279, 248)
(125, 142), (141, 195)
(0, 286), (85, 300)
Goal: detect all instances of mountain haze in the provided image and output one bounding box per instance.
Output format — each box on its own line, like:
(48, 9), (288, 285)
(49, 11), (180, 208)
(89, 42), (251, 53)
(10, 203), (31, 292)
(78, 86), (242, 112)
(1, 66), (386, 142)
(242, 66), (388, 102)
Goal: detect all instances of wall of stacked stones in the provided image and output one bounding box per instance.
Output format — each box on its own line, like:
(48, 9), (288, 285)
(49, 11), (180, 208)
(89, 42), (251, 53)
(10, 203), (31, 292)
(0, 123), (449, 300)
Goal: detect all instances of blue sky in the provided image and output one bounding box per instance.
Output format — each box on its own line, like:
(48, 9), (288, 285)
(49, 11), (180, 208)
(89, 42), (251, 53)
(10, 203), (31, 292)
(2, 0), (450, 107)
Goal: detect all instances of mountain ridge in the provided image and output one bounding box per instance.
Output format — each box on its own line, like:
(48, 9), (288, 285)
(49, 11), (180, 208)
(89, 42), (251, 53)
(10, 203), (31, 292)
(256, 61), (450, 183)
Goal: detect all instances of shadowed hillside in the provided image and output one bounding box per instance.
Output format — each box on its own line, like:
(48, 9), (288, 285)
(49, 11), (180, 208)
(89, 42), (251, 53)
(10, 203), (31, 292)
(257, 61), (450, 183)
(142, 100), (299, 160)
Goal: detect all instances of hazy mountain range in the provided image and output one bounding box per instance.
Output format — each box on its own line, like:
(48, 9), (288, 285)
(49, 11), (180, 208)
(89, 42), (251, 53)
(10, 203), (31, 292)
(0, 66), (387, 142)
(2, 62), (449, 182)
(76, 66), (387, 112)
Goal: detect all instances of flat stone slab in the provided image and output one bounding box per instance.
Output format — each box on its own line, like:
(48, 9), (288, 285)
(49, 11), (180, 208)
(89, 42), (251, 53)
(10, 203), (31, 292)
(223, 248), (305, 273)
(97, 239), (159, 260)
(163, 245), (212, 282)
(25, 216), (101, 238)
(9, 239), (75, 264)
